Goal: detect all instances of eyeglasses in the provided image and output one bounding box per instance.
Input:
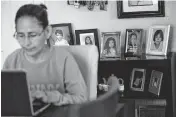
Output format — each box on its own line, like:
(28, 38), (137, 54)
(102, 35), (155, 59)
(13, 30), (44, 42)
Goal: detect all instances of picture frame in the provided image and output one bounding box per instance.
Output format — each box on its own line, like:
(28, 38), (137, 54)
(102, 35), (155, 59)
(117, 0), (165, 18)
(100, 32), (121, 60)
(50, 23), (74, 46)
(130, 68), (146, 92)
(125, 29), (143, 56)
(146, 25), (170, 55)
(75, 29), (99, 48)
(148, 70), (163, 96)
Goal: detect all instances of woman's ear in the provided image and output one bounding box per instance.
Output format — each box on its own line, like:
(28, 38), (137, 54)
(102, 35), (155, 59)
(44, 25), (52, 39)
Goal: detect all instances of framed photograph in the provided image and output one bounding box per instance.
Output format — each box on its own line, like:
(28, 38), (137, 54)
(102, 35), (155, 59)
(50, 23), (74, 46)
(117, 0), (165, 18)
(125, 29), (143, 56)
(75, 29), (99, 47)
(130, 68), (146, 91)
(146, 25), (170, 55)
(100, 32), (121, 60)
(138, 105), (165, 117)
(148, 70), (163, 96)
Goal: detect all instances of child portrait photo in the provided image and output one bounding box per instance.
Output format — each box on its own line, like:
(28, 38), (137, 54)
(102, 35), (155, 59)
(50, 23), (74, 46)
(125, 29), (143, 56)
(146, 25), (170, 55)
(148, 70), (163, 96)
(130, 68), (146, 91)
(75, 29), (99, 50)
(79, 33), (95, 45)
(100, 32), (121, 59)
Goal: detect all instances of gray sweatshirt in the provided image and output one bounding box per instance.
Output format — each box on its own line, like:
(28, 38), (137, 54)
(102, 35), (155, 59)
(3, 46), (88, 106)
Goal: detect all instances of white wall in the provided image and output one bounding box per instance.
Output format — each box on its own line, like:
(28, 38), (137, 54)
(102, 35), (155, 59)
(1, 1), (176, 65)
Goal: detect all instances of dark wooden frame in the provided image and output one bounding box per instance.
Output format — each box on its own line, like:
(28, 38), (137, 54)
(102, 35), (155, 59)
(75, 29), (99, 51)
(117, 0), (165, 19)
(51, 23), (75, 45)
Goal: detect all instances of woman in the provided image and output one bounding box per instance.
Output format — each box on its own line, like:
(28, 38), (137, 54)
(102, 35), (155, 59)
(3, 4), (87, 117)
(102, 37), (117, 57)
(150, 30), (164, 51)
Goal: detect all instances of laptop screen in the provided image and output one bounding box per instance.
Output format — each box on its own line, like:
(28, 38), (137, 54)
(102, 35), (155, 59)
(1, 70), (33, 116)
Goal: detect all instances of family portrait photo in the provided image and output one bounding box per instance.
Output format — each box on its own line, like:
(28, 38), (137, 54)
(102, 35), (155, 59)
(130, 68), (146, 91)
(100, 32), (121, 59)
(146, 25), (170, 55)
(125, 29), (143, 56)
(50, 23), (74, 46)
(148, 70), (163, 96)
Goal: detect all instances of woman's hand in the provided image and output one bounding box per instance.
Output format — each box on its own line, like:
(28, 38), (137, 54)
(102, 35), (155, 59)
(31, 90), (47, 102)
(31, 90), (61, 104)
(45, 90), (61, 104)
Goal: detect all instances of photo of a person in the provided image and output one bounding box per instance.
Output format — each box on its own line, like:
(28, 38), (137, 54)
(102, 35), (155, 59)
(152, 77), (158, 88)
(150, 30), (164, 51)
(148, 70), (163, 96)
(127, 33), (138, 54)
(102, 37), (117, 57)
(85, 36), (93, 45)
(54, 29), (69, 46)
(130, 68), (145, 91)
(132, 71), (143, 89)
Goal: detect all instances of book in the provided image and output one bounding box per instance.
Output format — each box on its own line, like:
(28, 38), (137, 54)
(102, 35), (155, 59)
(135, 99), (167, 106)
(138, 105), (165, 117)
(135, 99), (167, 117)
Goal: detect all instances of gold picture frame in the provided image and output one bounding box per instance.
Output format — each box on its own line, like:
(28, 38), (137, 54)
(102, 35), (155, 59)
(100, 32), (121, 60)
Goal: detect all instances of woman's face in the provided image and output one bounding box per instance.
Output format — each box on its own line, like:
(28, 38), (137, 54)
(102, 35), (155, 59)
(16, 16), (47, 57)
(131, 35), (137, 46)
(155, 33), (162, 44)
(109, 40), (114, 48)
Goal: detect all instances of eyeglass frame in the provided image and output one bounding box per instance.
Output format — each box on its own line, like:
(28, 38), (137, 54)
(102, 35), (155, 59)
(13, 29), (45, 42)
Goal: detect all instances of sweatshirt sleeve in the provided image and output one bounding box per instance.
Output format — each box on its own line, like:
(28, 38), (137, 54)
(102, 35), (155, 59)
(3, 49), (21, 70)
(3, 56), (10, 69)
(54, 53), (88, 106)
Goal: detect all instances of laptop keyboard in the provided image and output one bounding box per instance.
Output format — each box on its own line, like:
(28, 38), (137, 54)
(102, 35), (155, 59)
(33, 99), (49, 112)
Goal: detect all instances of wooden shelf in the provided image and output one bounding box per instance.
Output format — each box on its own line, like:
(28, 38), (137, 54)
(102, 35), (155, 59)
(98, 53), (175, 117)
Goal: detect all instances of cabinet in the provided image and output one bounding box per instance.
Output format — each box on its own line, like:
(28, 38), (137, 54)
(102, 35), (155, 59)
(98, 53), (176, 117)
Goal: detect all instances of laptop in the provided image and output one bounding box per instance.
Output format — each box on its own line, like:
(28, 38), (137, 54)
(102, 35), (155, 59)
(1, 70), (51, 116)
